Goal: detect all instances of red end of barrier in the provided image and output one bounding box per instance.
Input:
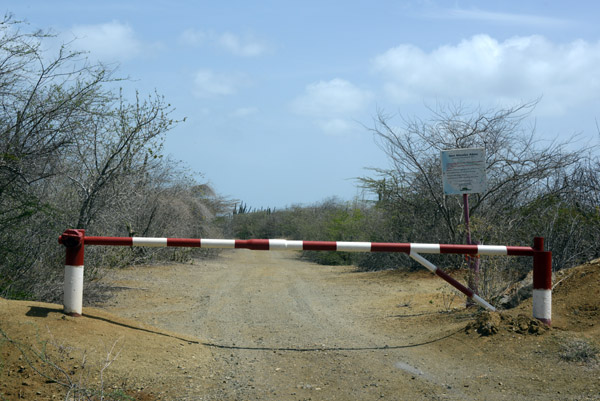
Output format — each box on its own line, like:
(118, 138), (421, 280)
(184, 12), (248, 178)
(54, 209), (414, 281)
(533, 250), (552, 290)
(59, 229), (85, 266)
(532, 237), (552, 290)
(59, 229), (84, 247)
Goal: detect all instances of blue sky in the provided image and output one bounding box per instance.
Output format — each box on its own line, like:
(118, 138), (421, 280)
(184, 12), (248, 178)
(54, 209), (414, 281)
(6, 1), (600, 208)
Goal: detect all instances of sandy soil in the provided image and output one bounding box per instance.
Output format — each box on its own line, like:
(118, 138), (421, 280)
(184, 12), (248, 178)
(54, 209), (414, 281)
(1, 250), (599, 400)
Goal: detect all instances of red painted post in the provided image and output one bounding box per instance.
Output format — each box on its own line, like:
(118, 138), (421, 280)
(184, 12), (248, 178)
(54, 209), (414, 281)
(532, 237), (552, 326)
(58, 229), (85, 316)
(463, 194), (480, 297)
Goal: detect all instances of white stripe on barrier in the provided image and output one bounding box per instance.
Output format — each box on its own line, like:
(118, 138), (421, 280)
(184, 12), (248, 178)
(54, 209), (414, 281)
(477, 245), (508, 256)
(337, 241), (372, 252)
(411, 243), (440, 254)
(268, 239), (288, 250)
(286, 240), (304, 250)
(132, 237), (168, 247)
(268, 239), (303, 250)
(201, 239), (236, 248)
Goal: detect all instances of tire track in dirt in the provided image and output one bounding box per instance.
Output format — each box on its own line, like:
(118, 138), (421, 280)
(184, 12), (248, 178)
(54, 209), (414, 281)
(159, 250), (466, 400)
(100, 250), (600, 400)
(107, 249), (574, 400)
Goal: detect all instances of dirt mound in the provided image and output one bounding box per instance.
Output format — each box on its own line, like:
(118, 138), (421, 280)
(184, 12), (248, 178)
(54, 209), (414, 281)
(465, 311), (548, 336)
(0, 299), (214, 400)
(551, 258), (600, 332)
(467, 259), (600, 337)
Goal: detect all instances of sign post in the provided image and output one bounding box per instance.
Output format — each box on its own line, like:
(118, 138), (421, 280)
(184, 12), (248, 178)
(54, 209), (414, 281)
(441, 148), (486, 301)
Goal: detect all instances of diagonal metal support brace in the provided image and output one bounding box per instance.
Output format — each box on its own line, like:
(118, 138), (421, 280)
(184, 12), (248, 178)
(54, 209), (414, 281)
(409, 251), (496, 312)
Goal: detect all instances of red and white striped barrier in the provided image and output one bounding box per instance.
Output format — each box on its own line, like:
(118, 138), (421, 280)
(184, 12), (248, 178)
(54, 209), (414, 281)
(58, 231), (552, 324)
(80, 236), (535, 255)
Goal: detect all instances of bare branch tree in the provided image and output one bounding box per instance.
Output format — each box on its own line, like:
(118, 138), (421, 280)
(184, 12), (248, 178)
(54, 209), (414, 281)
(362, 101), (585, 245)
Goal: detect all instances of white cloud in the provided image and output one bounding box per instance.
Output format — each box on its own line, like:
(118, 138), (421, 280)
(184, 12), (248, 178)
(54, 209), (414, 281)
(292, 78), (373, 135)
(179, 29), (268, 57)
(230, 107), (259, 117)
(292, 78), (372, 117)
(192, 69), (246, 97)
(69, 21), (147, 61)
(439, 8), (572, 27)
(218, 32), (267, 57)
(317, 118), (355, 135)
(179, 28), (207, 46)
(372, 34), (600, 115)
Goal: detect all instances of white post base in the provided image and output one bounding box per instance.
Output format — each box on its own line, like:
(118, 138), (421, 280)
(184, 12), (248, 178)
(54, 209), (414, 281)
(532, 289), (551, 325)
(64, 265), (84, 316)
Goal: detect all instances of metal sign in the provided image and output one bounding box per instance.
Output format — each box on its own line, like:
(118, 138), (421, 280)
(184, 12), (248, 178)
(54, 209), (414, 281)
(441, 148), (486, 195)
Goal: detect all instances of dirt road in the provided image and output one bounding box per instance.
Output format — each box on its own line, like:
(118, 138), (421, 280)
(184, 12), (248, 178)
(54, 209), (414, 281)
(98, 250), (600, 400)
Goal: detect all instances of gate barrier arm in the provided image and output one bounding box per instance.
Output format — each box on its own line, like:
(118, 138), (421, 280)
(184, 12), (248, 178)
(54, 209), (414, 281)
(58, 231), (552, 324)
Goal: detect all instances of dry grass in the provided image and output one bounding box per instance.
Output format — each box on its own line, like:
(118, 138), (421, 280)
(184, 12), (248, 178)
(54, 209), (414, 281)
(558, 337), (599, 365)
